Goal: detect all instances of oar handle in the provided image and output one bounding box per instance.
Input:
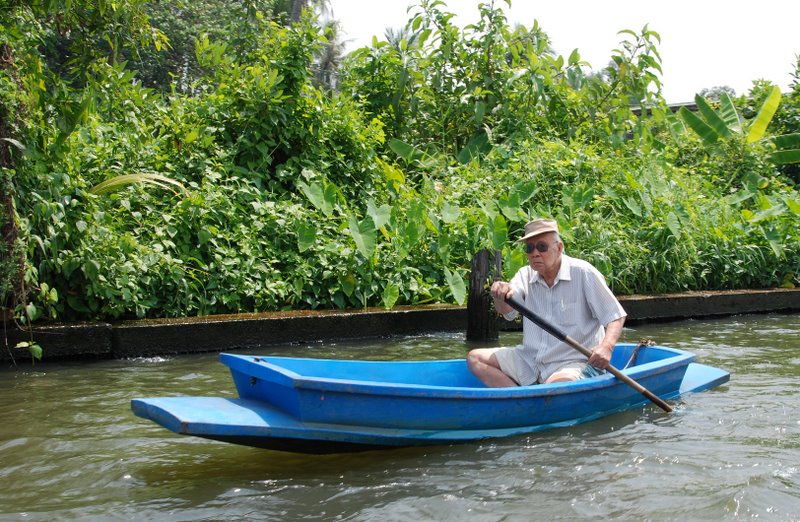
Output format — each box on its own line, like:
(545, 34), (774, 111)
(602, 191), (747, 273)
(505, 296), (673, 413)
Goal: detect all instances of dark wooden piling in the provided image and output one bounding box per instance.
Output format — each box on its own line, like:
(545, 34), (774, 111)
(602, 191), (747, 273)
(466, 249), (502, 341)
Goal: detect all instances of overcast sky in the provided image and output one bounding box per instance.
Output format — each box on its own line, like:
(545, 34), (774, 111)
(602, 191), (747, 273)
(329, 0), (800, 103)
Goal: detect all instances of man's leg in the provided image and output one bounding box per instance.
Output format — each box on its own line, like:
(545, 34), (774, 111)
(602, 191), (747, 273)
(466, 348), (518, 387)
(544, 368), (581, 383)
(545, 362), (600, 384)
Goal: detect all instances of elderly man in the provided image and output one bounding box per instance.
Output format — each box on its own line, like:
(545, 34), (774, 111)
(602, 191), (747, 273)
(467, 218), (627, 387)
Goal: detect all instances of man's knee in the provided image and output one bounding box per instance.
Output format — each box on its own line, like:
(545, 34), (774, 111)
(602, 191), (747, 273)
(466, 349), (484, 371)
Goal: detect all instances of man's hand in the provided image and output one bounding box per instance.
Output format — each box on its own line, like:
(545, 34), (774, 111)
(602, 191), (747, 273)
(588, 343), (613, 370)
(490, 281), (514, 315)
(588, 316), (626, 369)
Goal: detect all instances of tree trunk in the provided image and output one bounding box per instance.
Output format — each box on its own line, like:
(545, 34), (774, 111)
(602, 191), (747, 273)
(0, 43), (24, 312)
(290, 0), (308, 24)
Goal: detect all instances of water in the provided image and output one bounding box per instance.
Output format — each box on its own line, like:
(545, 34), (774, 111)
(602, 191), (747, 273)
(1, 314), (798, 521)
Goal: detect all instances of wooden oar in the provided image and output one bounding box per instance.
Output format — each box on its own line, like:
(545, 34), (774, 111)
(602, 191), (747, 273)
(505, 295), (673, 413)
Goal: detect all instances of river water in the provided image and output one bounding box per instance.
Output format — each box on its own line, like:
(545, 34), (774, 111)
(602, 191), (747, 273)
(1, 313), (798, 521)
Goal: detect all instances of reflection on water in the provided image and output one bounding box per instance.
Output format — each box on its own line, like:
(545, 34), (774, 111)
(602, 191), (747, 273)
(0, 314), (798, 521)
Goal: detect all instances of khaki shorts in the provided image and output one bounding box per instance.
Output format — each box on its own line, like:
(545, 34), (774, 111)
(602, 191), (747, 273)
(496, 348), (602, 385)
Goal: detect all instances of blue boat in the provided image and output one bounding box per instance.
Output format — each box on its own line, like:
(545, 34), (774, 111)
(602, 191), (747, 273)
(131, 343), (729, 453)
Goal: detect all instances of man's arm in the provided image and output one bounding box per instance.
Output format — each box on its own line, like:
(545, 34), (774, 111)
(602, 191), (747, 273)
(588, 316), (626, 370)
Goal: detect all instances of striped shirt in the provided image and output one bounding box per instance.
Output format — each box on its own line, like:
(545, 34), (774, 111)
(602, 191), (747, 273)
(497, 254), (627, 385)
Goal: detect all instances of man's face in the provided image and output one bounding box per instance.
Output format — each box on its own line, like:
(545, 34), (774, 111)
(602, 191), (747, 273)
(523, 232), (562, 272)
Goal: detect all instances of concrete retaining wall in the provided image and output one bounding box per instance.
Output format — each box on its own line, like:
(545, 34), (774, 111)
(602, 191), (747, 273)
(3, 288), (799, 362)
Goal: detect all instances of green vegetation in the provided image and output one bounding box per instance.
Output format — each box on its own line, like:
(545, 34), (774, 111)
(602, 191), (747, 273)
(1, 0), (798, 353)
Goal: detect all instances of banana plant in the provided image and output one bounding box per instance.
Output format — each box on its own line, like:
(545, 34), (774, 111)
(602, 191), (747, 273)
(770, 133), (800, 164)
(677, 86), (800, 164)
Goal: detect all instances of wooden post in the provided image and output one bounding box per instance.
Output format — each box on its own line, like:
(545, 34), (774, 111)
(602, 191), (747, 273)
(466, 249), (502, 341)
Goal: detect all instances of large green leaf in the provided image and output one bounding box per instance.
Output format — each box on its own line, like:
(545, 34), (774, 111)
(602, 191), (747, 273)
(695, 95), (732, 139)
(513, 180), (538, 205)
(474, 100), (486, 125)
(679, 106), (718, 145)
(367, 200), (392, 230)
(562, 185), (595, 214)
(55, 96), (91, 148)
(339, 274), (356, 297)
(444, 268), (467, 306)
(663, 109), (686, 139)
(388, 138), (421, 162)
(296, 222), (316, 252)
(785, 197), (800, 214)
(437, 232), (451, 264)
(348, 215), (376, 259)
(490, 214), (508, 250)
(769, 132), (800, 164)
(15, 341), (43, 361)
(497, 192), (521, 221)
(666, 211), (681, 238)
(456, 130), (491, 164)
(622, 196), (642, 217)
(381, 282), (400, 309)
(770, 149), (800, 165)
(747, 85), (781, 143)
(718, 93), (742, 133)
(772, 132), (800, 150)
(395, 201), (424, 251)
(505, 249), (528, 279)
(298, 180), (337, 217)
(441, 202), (461, 224)
(497, 181), (538, 221)
(762, 225), (784, 257)
(391, 68), (409, 115)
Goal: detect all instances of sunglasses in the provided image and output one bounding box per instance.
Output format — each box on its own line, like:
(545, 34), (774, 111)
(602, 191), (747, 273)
(523, 241), (553, 254)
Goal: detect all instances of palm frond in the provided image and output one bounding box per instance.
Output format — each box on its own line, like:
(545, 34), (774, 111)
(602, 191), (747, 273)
(89, 173), (188, 196)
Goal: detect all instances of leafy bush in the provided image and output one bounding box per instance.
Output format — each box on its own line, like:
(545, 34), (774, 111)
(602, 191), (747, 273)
(2, 0), (798, 328)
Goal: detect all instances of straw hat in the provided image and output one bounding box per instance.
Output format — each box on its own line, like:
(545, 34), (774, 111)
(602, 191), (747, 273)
(518, 218), (559, 242)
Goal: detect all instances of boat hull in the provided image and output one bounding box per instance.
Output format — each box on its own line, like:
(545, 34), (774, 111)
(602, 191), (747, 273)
(131, 362), (730, 453)
(220, 344), (695, 430)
